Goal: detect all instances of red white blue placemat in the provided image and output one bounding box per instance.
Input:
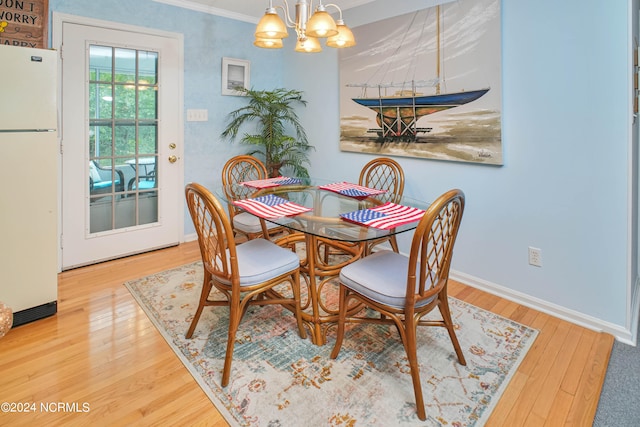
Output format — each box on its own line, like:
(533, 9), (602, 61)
(241, 176), (302, 189)
(233, 194), (312, 219)
(318, 182), (387, 199)
(340, 202), (425, 230)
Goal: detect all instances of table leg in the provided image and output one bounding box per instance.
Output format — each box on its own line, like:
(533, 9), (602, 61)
(277, 232), (364, 345)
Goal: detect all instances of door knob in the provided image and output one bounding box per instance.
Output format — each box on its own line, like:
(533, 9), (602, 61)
(168, 155), (177, 163)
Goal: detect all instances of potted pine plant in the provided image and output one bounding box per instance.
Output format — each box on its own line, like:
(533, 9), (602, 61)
(221, 88), (314, 178)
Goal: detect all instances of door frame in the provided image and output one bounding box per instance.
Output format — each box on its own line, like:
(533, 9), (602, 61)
(52, 12), (185, 271)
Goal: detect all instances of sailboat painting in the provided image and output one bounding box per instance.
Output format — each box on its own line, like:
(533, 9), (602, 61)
(339, 0), (502, 165)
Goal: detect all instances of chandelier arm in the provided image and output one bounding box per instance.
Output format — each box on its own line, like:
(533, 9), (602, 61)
(323, 3), (344, 20)
(275, 0), (297, 28)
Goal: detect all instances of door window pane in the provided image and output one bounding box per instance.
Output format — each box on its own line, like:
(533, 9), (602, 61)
(89, 83), (114, 119)
(114, 48), (136, 83)
(138, 51), (158, 85)
(114, 84), (136, 119)
(138, 89), (157, 119)
(114, 124), (136, 156)
(89, 124), (113, 158)
(139, 124), (158, 154)
(89, 196), (113, 233)
(89, 46), (113, 82)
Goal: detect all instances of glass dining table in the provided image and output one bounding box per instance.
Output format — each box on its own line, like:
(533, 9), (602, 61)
(215, 177), (431, 345)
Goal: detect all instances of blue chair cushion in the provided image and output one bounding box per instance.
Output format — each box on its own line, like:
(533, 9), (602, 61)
(217, 238), (299, 287)
(134, 180), (155, 190)
(339, 250), (435, 310)
(93, 179), (120, 189)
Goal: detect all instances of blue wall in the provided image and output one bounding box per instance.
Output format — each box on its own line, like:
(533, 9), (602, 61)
(285, 0), (634, 335)
(49, 0), (636, 338)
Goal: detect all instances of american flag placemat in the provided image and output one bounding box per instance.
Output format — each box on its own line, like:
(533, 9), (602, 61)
(241, 176), (302, 189)
(340, 202), (425, 230)
(318, 182), (387, 199)
(233, 194), (312, 218)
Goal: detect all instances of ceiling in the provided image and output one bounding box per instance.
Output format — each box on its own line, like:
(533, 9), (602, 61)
(158, 0), (374, 21)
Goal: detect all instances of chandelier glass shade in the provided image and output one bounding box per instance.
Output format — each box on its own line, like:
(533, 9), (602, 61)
(294, 36), (322, 53)
(254, 37), (285, 49)
(254, 10), (289, 39)
(254, 1), (355, 53)
(326, 19), (356, 48)
(305, 8), (338, 38)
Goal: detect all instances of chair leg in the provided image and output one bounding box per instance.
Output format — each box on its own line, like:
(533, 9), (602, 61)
(330, 286), (349, 359)
(366, 235), (398, 256)
(221, 293), (242, 387)
(291, 270), (307, 339)
(403, 318), (427, 421)
(389, 234), (399, 253)
(322, 242), (330, 264)
(185, 270), (213, 339)
(439, 297), (467, 365)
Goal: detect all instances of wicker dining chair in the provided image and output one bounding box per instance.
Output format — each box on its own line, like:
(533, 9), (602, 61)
(358, 157), (405, 254)
(221, 155), (283, 241)
(184, 182), (306, 387)
(321, 157), (405, 262)
(330, 189), (466, 421)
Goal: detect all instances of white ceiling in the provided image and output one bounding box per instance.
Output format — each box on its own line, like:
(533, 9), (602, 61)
(153, 0), (374, 22)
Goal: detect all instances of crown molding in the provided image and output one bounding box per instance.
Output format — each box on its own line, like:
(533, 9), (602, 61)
(151, 0), (259, 24)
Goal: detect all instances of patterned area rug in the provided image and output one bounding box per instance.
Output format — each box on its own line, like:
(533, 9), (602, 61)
(125, 261), (537, 426)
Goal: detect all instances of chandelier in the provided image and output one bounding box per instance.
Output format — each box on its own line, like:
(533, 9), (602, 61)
(254, 0), (356, 53)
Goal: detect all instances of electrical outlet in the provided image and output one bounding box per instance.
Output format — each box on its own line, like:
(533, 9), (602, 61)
(528, 247), (542, 267)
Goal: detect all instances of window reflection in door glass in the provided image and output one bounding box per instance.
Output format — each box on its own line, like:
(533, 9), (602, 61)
(88, 45), (159, 234)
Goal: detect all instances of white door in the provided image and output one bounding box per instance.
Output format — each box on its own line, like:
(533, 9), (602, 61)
(57, 17), (184, 269)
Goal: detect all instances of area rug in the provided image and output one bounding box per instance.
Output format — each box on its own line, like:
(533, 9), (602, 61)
(125, 261), (537, 426)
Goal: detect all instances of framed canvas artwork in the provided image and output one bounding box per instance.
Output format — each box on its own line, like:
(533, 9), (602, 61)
(339, 0), (502, 165)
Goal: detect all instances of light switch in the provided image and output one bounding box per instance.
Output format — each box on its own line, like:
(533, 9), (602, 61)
(187, 109), (208, 122)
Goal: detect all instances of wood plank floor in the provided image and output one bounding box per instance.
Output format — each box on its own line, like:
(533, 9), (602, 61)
(0, 241), (613, 426)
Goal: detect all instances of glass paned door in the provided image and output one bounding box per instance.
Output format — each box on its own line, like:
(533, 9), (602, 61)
(88, 46), (159, 233)
(59, 20), (183, 270)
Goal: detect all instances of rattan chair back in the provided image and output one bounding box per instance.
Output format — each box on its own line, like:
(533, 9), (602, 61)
(222, 155), (268, 215)
(221, 155), (278, 240)
(359, 157), (405, 204)
(185, 182), (236, 282)
(409, 188), (465, 303)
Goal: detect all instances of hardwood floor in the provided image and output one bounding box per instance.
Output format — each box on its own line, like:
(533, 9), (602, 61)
(0, 241), (613, 426)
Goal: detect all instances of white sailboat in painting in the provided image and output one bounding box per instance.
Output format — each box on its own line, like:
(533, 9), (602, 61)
(340, 0), (501, 162)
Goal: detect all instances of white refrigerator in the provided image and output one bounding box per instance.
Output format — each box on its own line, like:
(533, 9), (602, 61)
(0, 45), (58, 326)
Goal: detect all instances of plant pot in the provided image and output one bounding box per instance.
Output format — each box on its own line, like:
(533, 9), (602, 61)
(0, 302), (13, 338)
(268, 162), (284, 178)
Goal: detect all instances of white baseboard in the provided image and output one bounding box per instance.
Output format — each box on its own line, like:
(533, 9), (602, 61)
(451, 269), (637, 345)
(183, 233), (198, 243)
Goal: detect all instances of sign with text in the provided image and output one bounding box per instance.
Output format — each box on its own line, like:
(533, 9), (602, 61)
(0, 0), (48, 49)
